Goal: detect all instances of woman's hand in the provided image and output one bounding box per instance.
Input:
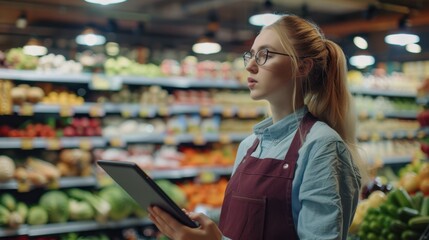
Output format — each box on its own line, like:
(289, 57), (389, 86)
(148, 206), (222, 240)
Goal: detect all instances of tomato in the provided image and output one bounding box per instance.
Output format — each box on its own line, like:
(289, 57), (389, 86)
(419, 178), (429, 195)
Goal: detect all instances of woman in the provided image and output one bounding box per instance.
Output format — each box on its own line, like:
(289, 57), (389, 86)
(148, 14), (364, 240)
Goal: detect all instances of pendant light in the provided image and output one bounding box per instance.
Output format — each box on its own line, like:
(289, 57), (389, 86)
(23, 38), (47, 56)
(84, 0), (127, 5)
(349, 54), (375, 69)
(248, 0), (282, 26)
(384, 14), (420, 46)
(192, 11), (222, 55)
(76, 27), (106, 46)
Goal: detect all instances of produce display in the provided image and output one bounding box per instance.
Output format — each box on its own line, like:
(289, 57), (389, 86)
(0, 186), (145, 228)
(1, 49), (428, 239)
(350, 159), (429, 239)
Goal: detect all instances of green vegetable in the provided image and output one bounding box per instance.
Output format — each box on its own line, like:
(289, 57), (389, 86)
(99, 185), (134, 221)
(68, 199), (94, 221)
(39, 190), (69, 223)
(390, 219), (407, 234)
(0, 193), (16, 211)
(394, 188), (415, 209)
(16, 202), (28, 221)
(401, 230), (420, 240)
(156, 180), (187, 208)
(397, 207), (420, 223)
(0, 205), (10, 226)
(408, 215), (429, 231)
(27, 206), (48, 225)
(411, 191), (424, 211)
(67, 188), (111, 222)
(421, 196), (429, 216)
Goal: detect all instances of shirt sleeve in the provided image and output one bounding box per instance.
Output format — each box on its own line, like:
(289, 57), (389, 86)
(296, 140), (361, 240)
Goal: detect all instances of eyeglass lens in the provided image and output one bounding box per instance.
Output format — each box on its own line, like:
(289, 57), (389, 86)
(243, 49), (269, 67)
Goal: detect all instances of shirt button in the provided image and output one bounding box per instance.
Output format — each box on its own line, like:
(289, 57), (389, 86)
(283, 163), (289, 169)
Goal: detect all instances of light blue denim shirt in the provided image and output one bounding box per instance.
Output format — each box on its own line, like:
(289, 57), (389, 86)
(223, 107), (361, 240)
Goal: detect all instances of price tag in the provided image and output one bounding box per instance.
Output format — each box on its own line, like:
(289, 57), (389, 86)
(79, 139), (92, 150)
(110, 137), (124, 147)
(47, 179), (60, 189)
(219, 133), (231, 144)
(121, 109), (132, 118)
(164, 135), (177, 145)
(247, 108), (258, 118)
(371, 132), (380, 141)
(359, 132), (369, 141)
(17, 181), (30, 192)
(375, 111), (385, 120)
(46, 138), (61, 150)
(89, 105), (105, 117)
(417, 130), (426, 139)
(193, 134), (206, 145)
(21, 138), (34, 150)
(222, 106), (235, 117)
(198, 171), (217, 184)
(158, 106), (170, 116)
(200, 106), (213, 117)
(59, 105), (74, 117)
(19, 103), (34, 116)
(237, 108), (248, 118)
(358, 111), (368, 120)
(385, 131), (394, 140)
(139, 107), (150, 118)
(407, 130), (416, 139)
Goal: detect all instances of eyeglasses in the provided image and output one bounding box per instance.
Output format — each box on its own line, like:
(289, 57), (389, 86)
(243, 49), (291, 67)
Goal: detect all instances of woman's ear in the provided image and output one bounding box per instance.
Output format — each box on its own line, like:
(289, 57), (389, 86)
(298, 58), (313, 77)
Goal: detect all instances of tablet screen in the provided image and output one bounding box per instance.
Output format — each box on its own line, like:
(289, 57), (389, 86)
(97, 160), (198, 228)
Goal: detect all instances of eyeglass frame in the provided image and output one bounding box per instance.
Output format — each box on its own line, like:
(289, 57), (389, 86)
(243, 48), (310, 67)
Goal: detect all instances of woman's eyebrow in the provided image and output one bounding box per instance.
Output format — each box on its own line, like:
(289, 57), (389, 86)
(250, 44), (274, 53)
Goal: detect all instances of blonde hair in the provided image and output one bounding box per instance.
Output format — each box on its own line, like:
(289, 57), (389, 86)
(267, 15), (368, 183)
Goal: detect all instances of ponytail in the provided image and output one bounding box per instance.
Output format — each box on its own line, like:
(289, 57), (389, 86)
(269, 15), (368, 183)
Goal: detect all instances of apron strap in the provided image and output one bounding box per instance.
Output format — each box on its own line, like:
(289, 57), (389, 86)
(284, 112), (318, 160)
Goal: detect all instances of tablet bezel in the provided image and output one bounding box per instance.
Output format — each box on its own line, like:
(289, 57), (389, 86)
(97, 160), (198, 228)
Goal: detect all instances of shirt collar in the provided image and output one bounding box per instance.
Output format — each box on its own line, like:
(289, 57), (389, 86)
(254, 106), (308, 141)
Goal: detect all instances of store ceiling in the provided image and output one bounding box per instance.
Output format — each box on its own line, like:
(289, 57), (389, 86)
(0, 0), (429, 62)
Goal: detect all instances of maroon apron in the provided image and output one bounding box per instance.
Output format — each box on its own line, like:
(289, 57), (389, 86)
(219, 113), (317, 240)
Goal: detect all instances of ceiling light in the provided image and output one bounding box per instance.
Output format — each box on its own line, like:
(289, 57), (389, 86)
(349, 54), (375, 69)
(406, 43), (421, 53)
(249, 0), (282, 26)
(84, 0), (127, 5)
(23, 38), (47, 56)
(192, 39), (221, 55)
(249, 13), (282, 26)
(15, 12), (27, 29)
(384, 33), (419, 46)
(76, 28), (106, 46)
(353, 36), (368, 50)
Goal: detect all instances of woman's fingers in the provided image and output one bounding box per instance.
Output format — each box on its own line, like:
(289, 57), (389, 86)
(148, 206), (188, 239)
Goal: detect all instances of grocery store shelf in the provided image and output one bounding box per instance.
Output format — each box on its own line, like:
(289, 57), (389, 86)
(12, 103), (267, 118)
(0, 69), (246, 89)
(0, 133), (249, 149)
(122, 76), (246, 89)
(349, 87), (416, 98)
(150, 166), (233, 179)
(383, 110), (417, 119)
(357, 128), (429, 141)
(367, 156), (413, 165)
(0, 176), (98, 190)
(0, 218), (152, 237)
(0, 69), (91, 83)
(0, 137), (106, 149)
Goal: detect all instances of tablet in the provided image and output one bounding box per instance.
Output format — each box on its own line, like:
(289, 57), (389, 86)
(97, 160), (198, 228)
